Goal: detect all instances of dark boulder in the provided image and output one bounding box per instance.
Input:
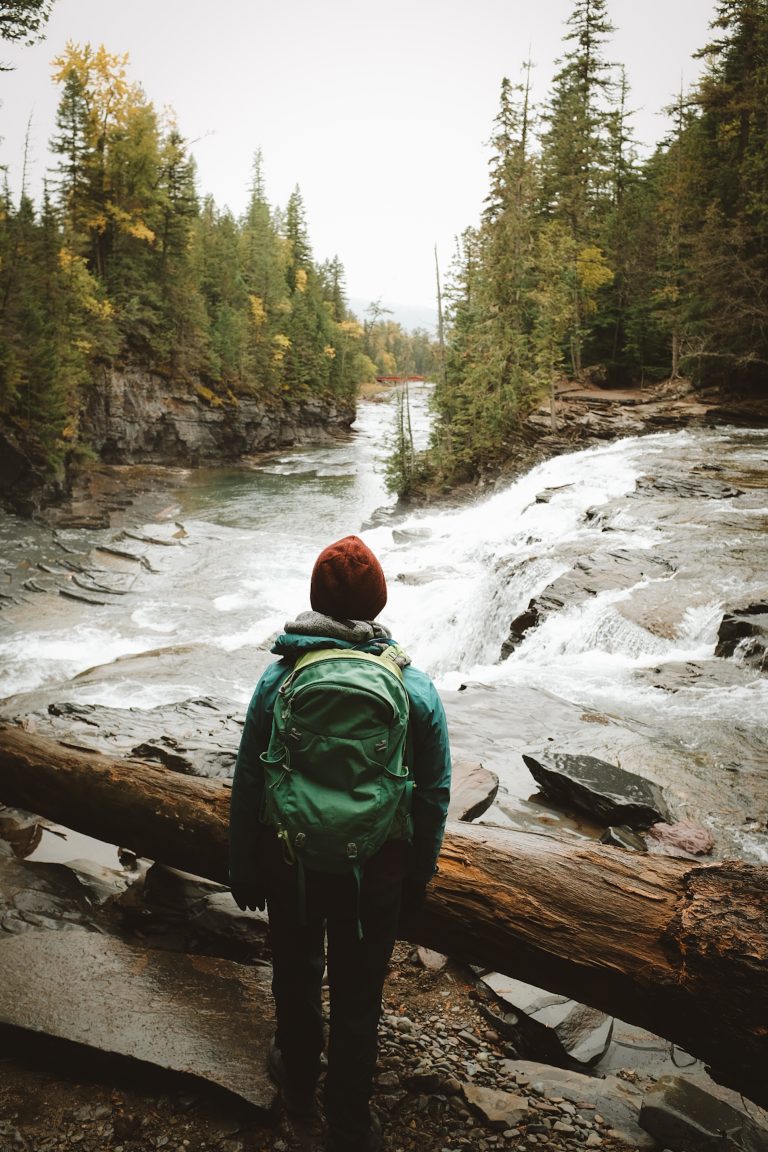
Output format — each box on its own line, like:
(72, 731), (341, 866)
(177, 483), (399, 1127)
(500, 604), (540, 658)
(523, 752), (673, 828)
(715, 602), (768, 673)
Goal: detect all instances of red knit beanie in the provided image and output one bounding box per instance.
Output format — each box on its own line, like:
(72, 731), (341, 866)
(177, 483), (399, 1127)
(310, 535), (387, 621)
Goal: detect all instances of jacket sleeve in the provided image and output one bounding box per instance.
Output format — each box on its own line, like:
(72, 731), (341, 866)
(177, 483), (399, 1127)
(228, 661), (287, 888)
(404, 667), (452, 884)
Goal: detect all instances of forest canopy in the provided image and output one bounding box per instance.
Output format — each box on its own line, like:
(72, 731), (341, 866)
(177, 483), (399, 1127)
(0, 41), (435, 478)
(2, 1), (767, 495)
(410, 0), (768, 491)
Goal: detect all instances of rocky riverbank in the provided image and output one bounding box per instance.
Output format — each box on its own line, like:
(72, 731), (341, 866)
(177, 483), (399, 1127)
(2, 937), (765, 1152)
(0, 366), (355, 518)
(405, 375), (768, 509)
(6, 371), (767, 526)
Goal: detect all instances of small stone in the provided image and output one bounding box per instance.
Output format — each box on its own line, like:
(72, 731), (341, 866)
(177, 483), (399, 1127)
(417, 947), (448, 971)
(462, 1084), (529, 1131)
(377, 1072), (400, 1089)
(552, 1121), (576, 1134)
(586, 1133), (602, 1146)
(404, 1071), (444, 1095)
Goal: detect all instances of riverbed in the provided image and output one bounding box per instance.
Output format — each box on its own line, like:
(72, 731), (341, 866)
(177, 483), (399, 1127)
(1, 388), (766, 863)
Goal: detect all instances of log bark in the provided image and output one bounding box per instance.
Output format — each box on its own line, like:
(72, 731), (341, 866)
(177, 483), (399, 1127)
(0, 724), (766, 1108)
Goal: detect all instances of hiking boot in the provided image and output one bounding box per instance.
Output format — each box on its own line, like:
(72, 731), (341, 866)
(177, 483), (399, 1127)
(267, 1043), (317, 1121)
(327, 1113), (382, 1152)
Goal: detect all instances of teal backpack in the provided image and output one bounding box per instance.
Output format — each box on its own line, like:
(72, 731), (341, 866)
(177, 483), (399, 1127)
(260, 644), (412, 921)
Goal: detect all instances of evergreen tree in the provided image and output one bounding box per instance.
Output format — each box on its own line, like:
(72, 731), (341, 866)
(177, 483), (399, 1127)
(681, 0), (768, 389)
(153, 124), (209, 375)
(540, 0), (617, 372)
(0, 0), (55, 64)
(238, 152), (287, 393)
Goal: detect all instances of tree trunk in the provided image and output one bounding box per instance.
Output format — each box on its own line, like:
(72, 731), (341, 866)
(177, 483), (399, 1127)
(549, 379), (557, 432)
(0, 724), (766, 1108)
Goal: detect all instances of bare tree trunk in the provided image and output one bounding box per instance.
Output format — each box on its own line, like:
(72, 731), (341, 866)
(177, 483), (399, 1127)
(1, 724), (766, 1108)
(550, 379), (557, 432)
(435, 244), (446, 391)
(671, 325), (680, 379)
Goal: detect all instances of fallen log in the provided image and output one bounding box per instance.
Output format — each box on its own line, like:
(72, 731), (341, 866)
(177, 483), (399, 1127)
(0, 724), (766, 1108)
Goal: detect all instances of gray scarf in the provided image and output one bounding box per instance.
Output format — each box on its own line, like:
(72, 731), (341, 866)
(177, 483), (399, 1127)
(284, 610), (392, 645)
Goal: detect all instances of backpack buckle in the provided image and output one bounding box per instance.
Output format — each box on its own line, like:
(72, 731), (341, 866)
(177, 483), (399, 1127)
(346, 842), (358, 860)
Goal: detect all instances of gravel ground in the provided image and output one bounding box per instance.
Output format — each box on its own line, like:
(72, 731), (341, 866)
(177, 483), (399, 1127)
(0, 944), (654, 1152)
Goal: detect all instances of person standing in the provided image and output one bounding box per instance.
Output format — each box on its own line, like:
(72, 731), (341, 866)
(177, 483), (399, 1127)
(229, 535), (451, 1152)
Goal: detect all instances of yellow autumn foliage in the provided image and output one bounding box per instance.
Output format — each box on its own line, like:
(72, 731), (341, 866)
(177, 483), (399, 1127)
(295, 267), (308, 293)
(576, 246), (613, 313)
(272, 332), (291, 366)
(195, 384), (225, 408)
(126, 220), (156, 243)
(52, 43), (134, 138)
(249, 295), (267, 325)
(323, 344), (336, 359)
(58, 248), (113, 319)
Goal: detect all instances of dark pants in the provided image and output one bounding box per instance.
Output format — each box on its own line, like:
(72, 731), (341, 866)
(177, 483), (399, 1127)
(264, 833), (408, 1146)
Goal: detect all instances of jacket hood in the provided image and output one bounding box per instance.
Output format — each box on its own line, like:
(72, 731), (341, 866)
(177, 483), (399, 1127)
(271, 633), (357, 658)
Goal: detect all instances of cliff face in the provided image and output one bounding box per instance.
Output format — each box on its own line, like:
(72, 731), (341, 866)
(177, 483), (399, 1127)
(85, 367), (356, 464)
(0, 368), (357, 516)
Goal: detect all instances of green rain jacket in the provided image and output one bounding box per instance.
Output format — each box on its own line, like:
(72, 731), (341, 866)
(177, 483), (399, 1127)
(229, 631), (452, 890)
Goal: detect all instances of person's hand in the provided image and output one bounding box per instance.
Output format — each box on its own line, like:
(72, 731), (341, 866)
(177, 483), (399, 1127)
(231, 883), (266, 912)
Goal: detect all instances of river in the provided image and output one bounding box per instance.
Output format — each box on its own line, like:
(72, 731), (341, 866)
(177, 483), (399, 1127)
(1, 387), (766, 865)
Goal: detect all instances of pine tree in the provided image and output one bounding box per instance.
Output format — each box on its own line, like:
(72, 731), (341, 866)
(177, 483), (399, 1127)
(681, 0), (768, 390)
(540, 0), (617, 372)
(0, 0), (55, 63)
(152, 124), (209, 375)
(238, 152), (286, 393)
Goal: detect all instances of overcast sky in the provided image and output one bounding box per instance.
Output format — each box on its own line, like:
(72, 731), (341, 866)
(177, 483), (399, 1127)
(1, 0), (716, 321)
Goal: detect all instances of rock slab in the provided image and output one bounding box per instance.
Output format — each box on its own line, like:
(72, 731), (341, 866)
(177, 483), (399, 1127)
(0, 929), (276, 1110)
(639, 1074), (768, 1152)
(481, 973), (613, 1066)
(523, 751), (672, 827)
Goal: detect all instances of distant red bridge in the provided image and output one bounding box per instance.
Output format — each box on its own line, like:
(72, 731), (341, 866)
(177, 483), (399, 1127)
(374, 375), (426, 383)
